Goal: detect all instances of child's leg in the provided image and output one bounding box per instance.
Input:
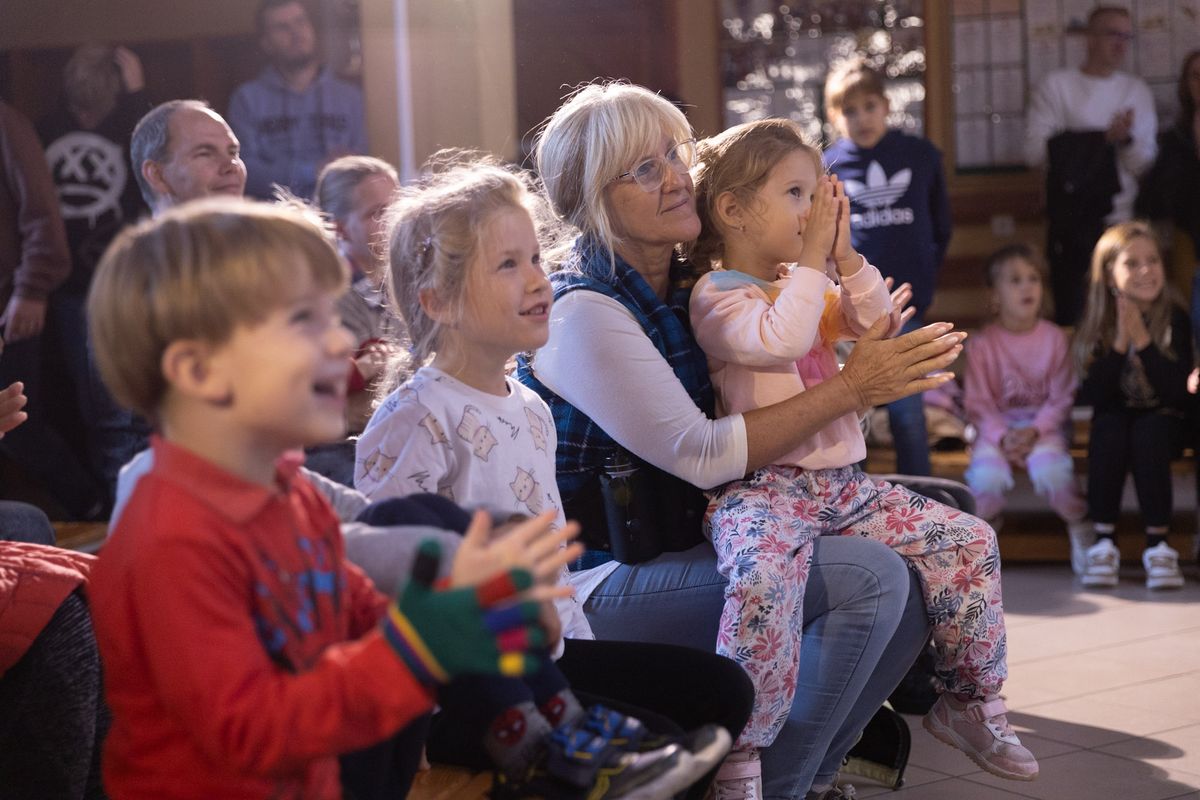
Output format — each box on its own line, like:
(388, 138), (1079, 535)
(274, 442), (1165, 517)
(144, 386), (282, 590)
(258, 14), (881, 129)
(1026, 437), (1086, 521)
(887, 392), (931, 476)
(1126, 412), (1180, 533)
(428, 667), (554, 772)
(1082, 412), (1133, 585)
(843, 477), (1039, 780)
(887, 317), (933, 476)
(845, 478), (1006, 699)
(963, 440), (1014, 521)
(1128, 412), (1186, 588)
(706, 466), (817, 750)
(1086, 412), (1133, 530)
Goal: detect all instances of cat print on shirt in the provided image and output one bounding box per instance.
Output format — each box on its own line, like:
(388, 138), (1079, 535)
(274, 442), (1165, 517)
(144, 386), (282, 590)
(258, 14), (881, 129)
(419, 413), (450, 447)
(358, 447), (397, 485)
(510, 467), (544, 515)
(457, 405), (499, 460)
(525, 406), (550, 453)
(379, 385), (419, 418)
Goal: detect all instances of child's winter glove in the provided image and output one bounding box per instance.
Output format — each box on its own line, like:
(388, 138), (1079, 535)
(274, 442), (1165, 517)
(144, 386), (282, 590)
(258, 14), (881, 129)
(381, 539), (545, 684)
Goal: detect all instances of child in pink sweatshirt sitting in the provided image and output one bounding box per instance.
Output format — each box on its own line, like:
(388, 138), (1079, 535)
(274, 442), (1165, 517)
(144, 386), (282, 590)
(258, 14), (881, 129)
(688, 118), (1037, 794)
(963, 245), (1090, 572)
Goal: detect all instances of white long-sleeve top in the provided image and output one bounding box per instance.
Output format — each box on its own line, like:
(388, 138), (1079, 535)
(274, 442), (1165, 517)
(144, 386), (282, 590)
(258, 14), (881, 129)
(1023, 67), (1157, 223)
(531, 291), (748, 491)
(689, 260), (891, 470)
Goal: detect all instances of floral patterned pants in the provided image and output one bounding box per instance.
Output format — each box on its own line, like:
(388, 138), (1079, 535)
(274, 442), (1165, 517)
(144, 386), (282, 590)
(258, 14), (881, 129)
(705, 464), (1007, 749)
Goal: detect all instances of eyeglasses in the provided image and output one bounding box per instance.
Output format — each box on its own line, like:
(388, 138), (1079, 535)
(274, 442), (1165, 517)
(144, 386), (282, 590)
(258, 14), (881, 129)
(1095, 29), (1134, 42)
(611, 139), (697, 193)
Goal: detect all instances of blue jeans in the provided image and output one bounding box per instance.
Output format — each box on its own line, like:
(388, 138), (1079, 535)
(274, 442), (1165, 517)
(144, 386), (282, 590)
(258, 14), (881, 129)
(886, 316), (931, 476)
(584, 536), (929, 799)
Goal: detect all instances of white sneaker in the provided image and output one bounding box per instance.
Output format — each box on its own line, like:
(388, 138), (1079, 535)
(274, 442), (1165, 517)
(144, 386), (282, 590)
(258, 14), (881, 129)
(1066, 520), (1095, 577)
(711, 750), (762, 800)
(1142, 542), (1184, 590)
(1081, 538), (1120, 587)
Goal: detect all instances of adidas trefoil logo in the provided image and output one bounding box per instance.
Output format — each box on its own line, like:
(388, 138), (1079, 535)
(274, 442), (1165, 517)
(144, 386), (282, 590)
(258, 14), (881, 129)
(843, 161), (911, 209)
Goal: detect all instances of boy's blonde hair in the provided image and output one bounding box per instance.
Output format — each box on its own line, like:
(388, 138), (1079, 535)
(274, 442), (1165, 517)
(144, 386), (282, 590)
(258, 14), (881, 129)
(1071, 220), (1183, 376)
(384, 151), (549, 372)
(688, 117), (824, 272)
(824, 57), (887, 118)
(88, 198), (347, 421)
(534, 81), (694, 269)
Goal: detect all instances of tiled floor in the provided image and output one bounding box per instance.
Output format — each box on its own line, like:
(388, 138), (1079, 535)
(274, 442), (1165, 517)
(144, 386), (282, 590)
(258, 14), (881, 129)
(847, 562), (1200, 799)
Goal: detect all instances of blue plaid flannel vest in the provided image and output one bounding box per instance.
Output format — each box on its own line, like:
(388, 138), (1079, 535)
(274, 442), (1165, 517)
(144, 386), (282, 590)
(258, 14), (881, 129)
(516, 238), (715, 501)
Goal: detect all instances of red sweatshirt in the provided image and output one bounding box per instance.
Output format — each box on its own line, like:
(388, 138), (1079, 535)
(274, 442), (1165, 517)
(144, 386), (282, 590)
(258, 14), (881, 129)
(91, 437), (433, 799)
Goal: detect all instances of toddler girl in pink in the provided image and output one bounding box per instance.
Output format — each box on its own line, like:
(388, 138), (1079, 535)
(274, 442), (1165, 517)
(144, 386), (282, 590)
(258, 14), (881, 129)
(687, 118), (1037, 789)
(963, 245), (1090, 572)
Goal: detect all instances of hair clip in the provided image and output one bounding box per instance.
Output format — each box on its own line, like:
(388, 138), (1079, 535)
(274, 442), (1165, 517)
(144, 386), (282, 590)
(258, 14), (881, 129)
(418, 235), (434, 258)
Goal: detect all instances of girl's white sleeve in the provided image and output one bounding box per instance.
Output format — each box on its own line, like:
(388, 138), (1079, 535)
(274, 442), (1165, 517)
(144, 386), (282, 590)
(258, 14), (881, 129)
(533, 290), (747, 490)
(353, 397), (454, 501)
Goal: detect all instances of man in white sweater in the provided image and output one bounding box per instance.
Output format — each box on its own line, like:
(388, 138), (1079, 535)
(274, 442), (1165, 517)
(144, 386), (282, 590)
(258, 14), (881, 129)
(1024, 5), (1156, 322)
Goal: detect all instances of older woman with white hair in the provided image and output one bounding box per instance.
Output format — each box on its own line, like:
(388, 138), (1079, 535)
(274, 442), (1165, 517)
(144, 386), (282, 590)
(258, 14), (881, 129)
(518, 82), (961, 800)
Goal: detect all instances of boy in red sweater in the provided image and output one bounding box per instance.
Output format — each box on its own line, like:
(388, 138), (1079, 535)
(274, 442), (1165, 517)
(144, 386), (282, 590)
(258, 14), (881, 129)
(86, 199), (576, 799)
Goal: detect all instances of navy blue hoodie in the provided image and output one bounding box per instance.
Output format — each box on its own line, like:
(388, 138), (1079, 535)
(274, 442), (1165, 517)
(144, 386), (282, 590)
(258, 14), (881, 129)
(228, 66), (366, 200)
(824, 130), (951, 317)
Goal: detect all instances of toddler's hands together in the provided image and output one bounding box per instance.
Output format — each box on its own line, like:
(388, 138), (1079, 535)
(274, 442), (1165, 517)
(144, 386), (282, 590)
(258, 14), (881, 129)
(830, 176), (861, 276)
(798, 176), (837, 272)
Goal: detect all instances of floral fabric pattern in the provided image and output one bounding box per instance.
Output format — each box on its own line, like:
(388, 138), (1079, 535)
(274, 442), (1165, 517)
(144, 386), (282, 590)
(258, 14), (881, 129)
(707, 465), (1007, 748)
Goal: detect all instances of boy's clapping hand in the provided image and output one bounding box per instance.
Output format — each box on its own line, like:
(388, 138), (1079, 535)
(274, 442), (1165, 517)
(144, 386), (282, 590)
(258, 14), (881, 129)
(382, 539), (550, 683)
(451, 510), (582, 589)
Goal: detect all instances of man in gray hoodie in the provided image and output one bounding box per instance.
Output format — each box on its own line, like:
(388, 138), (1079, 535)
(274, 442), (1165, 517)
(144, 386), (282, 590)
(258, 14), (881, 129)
(228, 0), (367, 200)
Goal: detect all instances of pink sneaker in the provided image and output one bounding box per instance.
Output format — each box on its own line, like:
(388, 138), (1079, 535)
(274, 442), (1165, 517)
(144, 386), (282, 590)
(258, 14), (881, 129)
(923, 694), (1039, 781)
(711, 750), (762, 800)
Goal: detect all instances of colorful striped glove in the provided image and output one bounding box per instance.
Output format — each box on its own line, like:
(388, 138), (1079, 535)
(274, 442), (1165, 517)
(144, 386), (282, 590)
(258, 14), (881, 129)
(381, 539), (546, 684)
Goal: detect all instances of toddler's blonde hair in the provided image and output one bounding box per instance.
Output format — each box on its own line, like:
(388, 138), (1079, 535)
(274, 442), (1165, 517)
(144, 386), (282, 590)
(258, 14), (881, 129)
(688, 117), (823, 273)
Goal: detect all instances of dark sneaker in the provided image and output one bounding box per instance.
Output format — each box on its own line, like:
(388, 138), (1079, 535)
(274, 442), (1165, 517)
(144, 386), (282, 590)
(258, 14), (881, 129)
(582, 705), (731, 775)
(491, 724), (714, 799)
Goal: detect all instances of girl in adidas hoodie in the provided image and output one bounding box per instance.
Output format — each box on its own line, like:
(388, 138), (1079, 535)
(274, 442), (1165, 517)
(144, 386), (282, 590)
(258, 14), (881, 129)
(688, 118), (1037, 792)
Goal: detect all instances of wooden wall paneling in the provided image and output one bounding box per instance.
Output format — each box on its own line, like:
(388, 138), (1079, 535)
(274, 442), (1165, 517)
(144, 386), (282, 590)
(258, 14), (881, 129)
(512, 0), (680, 159)
(672, 0), (722, 137)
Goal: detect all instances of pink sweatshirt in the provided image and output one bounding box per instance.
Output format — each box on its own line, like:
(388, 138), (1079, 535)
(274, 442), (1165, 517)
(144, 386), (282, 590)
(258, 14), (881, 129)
(689, 259), (891, 470)
(963, 320), (1077, 447)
